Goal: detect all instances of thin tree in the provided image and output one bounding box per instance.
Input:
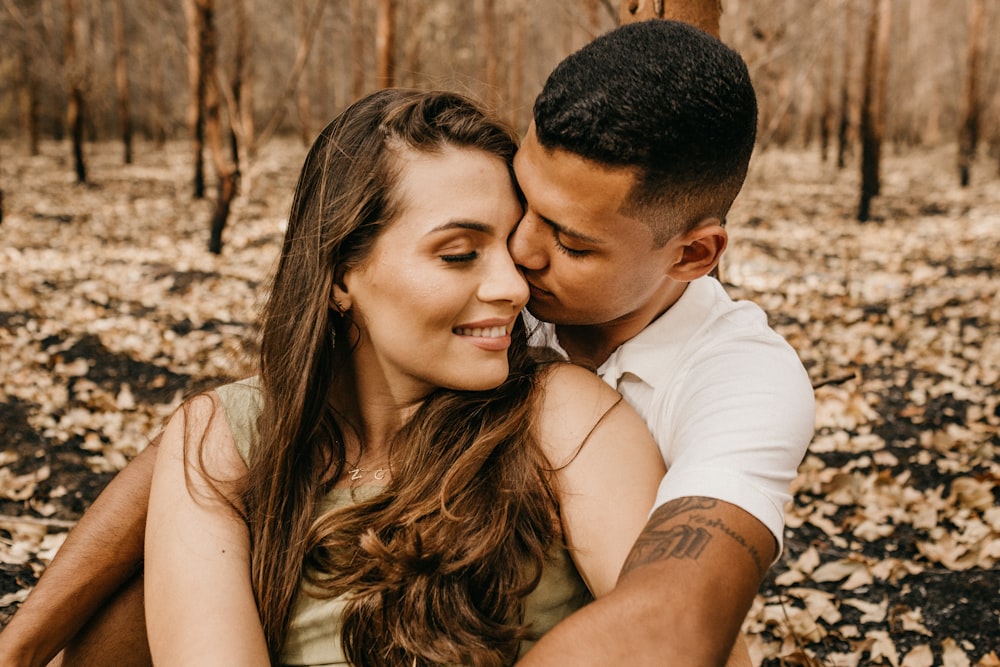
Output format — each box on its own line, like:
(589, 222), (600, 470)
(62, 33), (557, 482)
(620, 0), (723, 279)
(857, 0), (892, 222)
(375, 0), (395, 89)
(507, 0), (525, 131)
(150, 2), (167, 148)
(294, 0), (313, 145)
(957, 0), (984, 187)
(351, 0), (364, 100)
(254, 0), (327, 150)
(230, 0), (253, 161)
(480, 0), (499, 112)
(818, 0), (836, 163)
(620, 0), (721, 38)
(198, 0), (238, 254)
(8, 0), (43, 155)
(400, 2), (428, 89)
(315, 4), (332, 122)
(836, 0), (854, 170)
(111, 0), (132, 164)
(64, 0), (87, 183)
(184, 0), (207, 198)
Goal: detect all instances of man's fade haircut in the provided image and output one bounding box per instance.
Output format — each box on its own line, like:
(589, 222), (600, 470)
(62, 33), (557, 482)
(533, 19), (758, 244)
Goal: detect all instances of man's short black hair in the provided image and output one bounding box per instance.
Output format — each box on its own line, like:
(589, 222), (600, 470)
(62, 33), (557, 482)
(533, 20), (758, 242)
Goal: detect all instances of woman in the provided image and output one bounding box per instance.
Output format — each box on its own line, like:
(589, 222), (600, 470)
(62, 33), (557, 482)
(144, 89), (665, 666)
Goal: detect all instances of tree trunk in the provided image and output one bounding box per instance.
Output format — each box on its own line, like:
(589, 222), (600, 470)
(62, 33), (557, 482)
(400, 2), (428, 89)
(819, 0), (836, 163)
(111, 0), (132, 164)
(957, 0), (983, 188)
(858, 0), (892, 222)
(19, 40), (41, 157)
(480, 0), (498, 112)
(508, 0), (525, 131)
(184, 0), (207, 199)
(64, 0), (87, 184)
(836, 0), (854, 170)
(375, 0), (395, 89)
(351, 0), (364, 100)
(151, 22), (167, 148)
(619, 0), (723, 279)
(16, 0), (42, 156)
(231, 0), (252, 161)
(255, 0), (327, 148)
(316, 6), (332, 122)
(294, 0), (313, 145)
(199, 0), (238, 255)
(619, 0), (722, 38)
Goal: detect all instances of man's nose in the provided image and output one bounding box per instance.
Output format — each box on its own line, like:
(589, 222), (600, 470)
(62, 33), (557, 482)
(508, 216), (547, 271)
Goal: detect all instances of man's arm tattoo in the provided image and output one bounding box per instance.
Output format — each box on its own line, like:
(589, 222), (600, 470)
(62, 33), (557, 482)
(619, 496), (767, 578)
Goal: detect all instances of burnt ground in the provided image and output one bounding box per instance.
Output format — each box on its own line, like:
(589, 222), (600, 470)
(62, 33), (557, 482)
(1, 139), (998, 664)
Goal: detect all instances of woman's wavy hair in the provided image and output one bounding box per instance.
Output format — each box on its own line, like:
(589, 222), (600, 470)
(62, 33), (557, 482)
(246, 89), (558, 666)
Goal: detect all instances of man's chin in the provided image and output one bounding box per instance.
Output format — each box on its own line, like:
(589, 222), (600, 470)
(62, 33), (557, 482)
(527, 303), (580, 327)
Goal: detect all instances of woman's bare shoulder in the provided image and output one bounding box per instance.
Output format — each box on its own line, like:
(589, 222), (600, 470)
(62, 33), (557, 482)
(532, 362), (625, 463)
(161, 389), (247, 490)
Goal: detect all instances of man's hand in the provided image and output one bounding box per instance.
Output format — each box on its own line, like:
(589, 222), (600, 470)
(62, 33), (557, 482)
(0, 444), (158, 667)
(519, 496), (774, 666)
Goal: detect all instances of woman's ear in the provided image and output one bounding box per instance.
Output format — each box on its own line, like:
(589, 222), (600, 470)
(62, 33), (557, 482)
(331, 282), (351, 314)
(330, 262), (355, 314)
(666, 219), (728, 281)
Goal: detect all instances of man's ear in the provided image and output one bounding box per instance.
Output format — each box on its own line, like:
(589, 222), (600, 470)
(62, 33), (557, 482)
(666, 219), (728, 281)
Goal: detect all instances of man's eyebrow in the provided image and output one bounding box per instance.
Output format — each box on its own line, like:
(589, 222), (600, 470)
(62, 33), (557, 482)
(537, 214), (603, 244)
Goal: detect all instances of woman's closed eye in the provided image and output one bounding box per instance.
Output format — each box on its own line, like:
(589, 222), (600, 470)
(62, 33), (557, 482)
(441, 250), (478, 263)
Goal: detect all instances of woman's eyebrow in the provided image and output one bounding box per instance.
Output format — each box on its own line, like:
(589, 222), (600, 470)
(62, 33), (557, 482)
(429, 220), (492, 234)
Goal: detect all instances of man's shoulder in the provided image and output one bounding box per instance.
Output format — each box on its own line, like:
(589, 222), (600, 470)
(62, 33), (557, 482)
(620, 278), (782, 358)
(611, 278), (810, 397)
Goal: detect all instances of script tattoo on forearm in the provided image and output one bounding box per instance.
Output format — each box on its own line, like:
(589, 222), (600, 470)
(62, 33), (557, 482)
(619, 496), (766, 578)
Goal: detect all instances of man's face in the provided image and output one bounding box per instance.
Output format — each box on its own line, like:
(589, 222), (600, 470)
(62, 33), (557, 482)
(510, 124), (677, 328)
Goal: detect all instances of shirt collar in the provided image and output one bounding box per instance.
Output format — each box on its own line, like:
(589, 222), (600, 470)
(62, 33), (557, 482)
(596, 277), (717, 385)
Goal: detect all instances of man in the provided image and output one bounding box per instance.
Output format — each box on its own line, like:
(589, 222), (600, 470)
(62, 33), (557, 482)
(507, 20), (814, 665)
(0, 20), (813, 666)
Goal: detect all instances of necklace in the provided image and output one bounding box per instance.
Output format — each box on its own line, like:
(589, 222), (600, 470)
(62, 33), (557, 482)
(347, 463), (390, 481)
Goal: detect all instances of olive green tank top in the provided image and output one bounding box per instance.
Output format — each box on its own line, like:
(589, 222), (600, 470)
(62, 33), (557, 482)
(216, 378), (592, 666)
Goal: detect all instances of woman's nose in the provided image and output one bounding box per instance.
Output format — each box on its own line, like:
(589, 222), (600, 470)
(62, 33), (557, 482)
(480, 253), (529, 310)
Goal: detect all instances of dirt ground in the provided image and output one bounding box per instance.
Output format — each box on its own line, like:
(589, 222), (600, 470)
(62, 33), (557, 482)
(1, 138), (998, 665)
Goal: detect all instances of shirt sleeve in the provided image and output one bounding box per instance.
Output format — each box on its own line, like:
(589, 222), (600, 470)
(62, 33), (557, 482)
(649, 334), (815, 556)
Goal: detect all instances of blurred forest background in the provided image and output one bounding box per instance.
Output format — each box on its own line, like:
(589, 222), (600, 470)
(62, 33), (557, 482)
(2, 0), (1000, 187)
(1, 1), (999, 666)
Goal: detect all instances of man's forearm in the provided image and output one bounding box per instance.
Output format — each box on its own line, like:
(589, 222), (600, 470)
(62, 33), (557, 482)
(518, 497), (772, 667)
(0, 444), (157, 667)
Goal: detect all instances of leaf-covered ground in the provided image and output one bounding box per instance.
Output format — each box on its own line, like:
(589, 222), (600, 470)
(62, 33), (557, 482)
(1, 139), (998, 665)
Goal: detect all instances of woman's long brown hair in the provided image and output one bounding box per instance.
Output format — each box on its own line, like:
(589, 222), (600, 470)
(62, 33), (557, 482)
(244, 90), (558, 666)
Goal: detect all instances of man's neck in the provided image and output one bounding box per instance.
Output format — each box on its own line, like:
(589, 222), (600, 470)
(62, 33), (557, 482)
(555, 281), (690, 368)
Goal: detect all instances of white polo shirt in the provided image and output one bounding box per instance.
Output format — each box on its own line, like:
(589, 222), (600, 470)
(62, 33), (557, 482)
(527, 276), (815, 550)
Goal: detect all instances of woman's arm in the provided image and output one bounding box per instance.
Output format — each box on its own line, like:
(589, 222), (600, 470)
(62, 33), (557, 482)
(144, 393), (269, 666)
(533, 364), (665, 598)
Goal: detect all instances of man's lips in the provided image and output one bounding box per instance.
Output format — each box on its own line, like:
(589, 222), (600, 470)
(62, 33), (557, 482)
(526, 279), (552, 299)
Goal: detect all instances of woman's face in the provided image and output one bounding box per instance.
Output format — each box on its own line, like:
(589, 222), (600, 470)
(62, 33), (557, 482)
(338, 146), (528, 402)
